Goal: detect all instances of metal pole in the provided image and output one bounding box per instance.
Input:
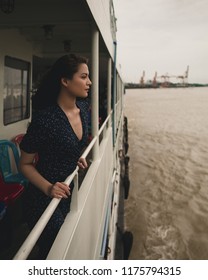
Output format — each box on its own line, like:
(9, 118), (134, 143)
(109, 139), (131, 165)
(91, 24), (99, 160)
(107, 57), (112, 120)
(112, 41), (117, 146)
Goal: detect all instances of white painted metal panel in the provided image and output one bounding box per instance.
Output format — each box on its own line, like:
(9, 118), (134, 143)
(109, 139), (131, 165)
(47, 128), (113, 259)
(86, 0), (115, 58)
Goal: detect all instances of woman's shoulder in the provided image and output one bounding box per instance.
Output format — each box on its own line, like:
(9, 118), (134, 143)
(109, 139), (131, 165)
(31, 105), (59, 126)
(35, 105), (61, 117)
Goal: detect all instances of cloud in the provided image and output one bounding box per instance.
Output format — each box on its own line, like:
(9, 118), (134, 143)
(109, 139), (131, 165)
(114, 0), (208, 83)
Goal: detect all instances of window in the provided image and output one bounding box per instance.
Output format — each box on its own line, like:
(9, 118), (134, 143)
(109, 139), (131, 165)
(4, 56), (30, 125)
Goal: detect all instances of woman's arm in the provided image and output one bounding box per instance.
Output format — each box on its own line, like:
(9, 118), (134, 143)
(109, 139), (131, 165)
(19, 150), (70, 198)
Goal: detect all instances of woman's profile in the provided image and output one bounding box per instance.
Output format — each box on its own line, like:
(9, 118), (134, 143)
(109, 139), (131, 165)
(19, 54), (92, 259)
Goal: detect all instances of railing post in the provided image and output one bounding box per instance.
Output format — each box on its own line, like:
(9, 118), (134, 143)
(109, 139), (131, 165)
(91, 24), (99, 160)
(70, 173), (79, 211)
(107, 57), (112, 128)
(112, 41), (117, 146)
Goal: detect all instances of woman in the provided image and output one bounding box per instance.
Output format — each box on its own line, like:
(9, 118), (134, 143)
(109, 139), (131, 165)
(19, 54), (92, 259)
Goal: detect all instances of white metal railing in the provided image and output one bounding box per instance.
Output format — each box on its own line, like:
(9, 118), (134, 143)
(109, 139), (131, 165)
(47, 126), (114, 260)
(107, 170), (120, 260)
(99, 169), (117, 258)
(98, 112), (112, 136)
(13, 114), (110, 260)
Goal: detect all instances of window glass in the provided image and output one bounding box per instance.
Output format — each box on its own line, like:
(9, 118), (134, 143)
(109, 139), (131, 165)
(4, 56), (30, 125)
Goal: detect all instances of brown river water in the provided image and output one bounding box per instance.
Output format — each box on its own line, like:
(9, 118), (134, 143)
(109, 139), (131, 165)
(124, 87), (208, 260)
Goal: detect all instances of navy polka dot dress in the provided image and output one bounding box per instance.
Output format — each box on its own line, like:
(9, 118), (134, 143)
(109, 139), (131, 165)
(20, 99), (89, 259)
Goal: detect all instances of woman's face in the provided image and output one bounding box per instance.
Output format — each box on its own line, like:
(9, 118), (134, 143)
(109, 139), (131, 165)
(65, 63), (92, 98)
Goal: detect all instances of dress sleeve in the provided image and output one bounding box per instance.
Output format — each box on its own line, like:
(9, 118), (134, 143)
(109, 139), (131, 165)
(20, 113), (47, 154)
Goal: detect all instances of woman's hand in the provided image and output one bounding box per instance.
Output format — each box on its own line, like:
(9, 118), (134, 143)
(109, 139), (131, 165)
(77, 157), (88, 169)
(49, 182), (71, 199)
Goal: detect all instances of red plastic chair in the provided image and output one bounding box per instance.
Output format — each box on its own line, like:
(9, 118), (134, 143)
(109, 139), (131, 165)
(12, 134), (25, 155)
(12, 134), (25, 146)
(0, 172), (24, 206)
(0, 172), (24, 252)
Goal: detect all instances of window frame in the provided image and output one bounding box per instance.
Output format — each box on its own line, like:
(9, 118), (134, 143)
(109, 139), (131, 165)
(3, 56), (31, 125)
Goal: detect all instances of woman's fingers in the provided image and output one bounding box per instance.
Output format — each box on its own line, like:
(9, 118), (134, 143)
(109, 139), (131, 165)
(56, 182), (70, 195)
(78, 157), (88, 169)
(50, 182), (71, 198)
(49, 158), (88, 199)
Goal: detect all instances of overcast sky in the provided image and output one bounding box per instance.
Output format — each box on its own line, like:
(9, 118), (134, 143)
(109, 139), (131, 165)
(113, 0), (208, 84)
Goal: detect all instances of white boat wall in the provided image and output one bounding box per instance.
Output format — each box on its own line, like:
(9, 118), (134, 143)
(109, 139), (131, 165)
(0, 0), (131, 260)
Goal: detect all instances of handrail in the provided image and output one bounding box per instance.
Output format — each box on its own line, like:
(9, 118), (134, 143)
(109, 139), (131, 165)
(13, 113), (112, 260)
(98, 111), (112, 136)
(13, 168), (78, 260)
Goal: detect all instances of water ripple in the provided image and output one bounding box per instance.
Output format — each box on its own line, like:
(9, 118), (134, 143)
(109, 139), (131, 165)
(124, 87), (208, 260)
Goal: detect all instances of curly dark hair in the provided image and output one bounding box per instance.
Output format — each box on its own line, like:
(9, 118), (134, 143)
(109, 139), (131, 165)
(32, 54), (88, 110)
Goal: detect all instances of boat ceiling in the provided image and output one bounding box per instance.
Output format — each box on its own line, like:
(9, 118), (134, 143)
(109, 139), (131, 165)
(0, 0), (107, 58)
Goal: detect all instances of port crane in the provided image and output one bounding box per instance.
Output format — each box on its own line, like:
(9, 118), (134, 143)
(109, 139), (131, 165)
(153, 66), (189, 87)
(139, 66), (189, 88)
(152, 72), (157, 87)
(177, 65), (189, 86)
(140, 70), (145, 87)
(155, 72), (170, 87)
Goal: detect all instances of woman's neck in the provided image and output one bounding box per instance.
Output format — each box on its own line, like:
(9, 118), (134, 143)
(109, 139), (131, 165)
(57, 92), (77, 112)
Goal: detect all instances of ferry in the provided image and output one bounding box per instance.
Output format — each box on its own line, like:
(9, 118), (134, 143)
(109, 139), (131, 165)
(0, 0), (131, 260)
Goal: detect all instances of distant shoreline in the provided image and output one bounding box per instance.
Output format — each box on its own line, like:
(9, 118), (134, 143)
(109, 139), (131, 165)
(125, 83), (208, 89)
